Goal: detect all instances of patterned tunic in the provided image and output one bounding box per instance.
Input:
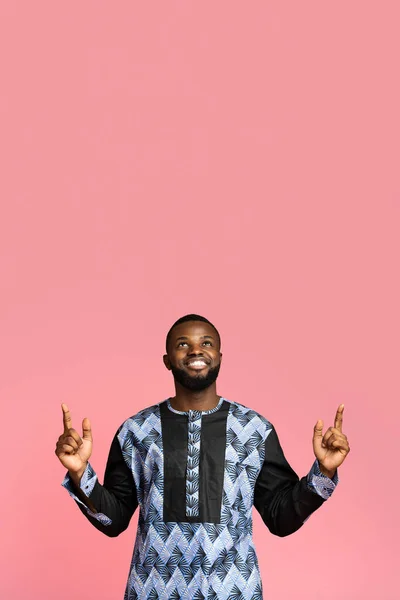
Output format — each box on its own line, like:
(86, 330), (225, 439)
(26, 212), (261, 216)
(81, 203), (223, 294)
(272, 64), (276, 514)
(63, 399), (337, 599)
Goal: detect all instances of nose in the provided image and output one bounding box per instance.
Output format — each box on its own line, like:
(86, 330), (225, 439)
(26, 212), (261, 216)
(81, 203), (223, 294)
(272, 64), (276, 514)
(187, 343), (204, 356)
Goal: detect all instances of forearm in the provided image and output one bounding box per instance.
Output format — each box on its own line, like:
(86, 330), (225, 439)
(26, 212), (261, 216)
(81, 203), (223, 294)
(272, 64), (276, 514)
(67, 465), (97, 514)
(67, 463), (98, 514)
(254, 427), (338, 537)
(62, 432), (138, 537)
(259, 475), (325, 537)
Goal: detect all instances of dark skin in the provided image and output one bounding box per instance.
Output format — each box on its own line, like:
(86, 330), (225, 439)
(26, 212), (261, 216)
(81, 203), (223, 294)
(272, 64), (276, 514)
(163, 321), (223, 412)
(55, 321), (350, 484)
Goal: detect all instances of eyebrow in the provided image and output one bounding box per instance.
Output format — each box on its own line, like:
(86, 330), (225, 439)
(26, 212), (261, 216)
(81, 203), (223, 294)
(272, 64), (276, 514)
(175, 335), (214, 341)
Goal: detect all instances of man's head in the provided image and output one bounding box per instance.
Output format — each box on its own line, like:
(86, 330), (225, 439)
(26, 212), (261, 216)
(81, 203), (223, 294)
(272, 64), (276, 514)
(164, 314), (222, 392)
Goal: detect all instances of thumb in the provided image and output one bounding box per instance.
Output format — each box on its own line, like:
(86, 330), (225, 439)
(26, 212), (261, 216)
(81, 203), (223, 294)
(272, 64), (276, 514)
(82, 417), (93, 442)
(313, 419), (324, 452)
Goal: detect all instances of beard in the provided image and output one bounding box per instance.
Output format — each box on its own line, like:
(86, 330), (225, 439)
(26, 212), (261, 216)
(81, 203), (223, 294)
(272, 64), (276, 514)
(171, 363), (221, 392)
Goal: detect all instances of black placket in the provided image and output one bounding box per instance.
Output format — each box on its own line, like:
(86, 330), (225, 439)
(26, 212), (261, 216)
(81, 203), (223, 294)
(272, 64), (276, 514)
(160, 400), (229, 523)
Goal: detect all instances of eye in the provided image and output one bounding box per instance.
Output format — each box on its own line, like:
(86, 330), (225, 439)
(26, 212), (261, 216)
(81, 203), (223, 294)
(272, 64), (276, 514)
(202, 341), (212, 346)
(177, 342), (188, 347)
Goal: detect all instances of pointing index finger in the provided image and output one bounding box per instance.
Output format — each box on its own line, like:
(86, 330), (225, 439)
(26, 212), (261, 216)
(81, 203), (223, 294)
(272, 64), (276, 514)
(334, 404), (344, 432)
(62, 403), (73, 433)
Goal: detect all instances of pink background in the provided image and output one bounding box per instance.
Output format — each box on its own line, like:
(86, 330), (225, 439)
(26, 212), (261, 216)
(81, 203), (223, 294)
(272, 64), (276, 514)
(1, 2), (399, 599)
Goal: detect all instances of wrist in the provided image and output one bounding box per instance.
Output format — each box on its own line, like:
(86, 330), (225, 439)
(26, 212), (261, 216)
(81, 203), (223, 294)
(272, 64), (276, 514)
(318, 462), (336, 479)
(69, 463), (88, 487)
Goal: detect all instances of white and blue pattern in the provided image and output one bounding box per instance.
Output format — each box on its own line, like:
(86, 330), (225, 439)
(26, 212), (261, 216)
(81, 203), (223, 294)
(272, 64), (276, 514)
(122, 401), (270, 599)
(307, 460), (338, 499)
(63, 400), (337, 599)
(62, 462), (112, 526)
(186, 411), (202, 517)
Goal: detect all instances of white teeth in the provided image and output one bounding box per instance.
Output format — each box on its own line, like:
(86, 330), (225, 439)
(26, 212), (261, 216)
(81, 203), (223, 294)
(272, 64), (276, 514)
(188, 360), (207, 367)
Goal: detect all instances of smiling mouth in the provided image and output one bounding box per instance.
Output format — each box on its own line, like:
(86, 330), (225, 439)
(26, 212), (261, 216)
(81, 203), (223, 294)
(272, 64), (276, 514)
(186, 359), (209, 370)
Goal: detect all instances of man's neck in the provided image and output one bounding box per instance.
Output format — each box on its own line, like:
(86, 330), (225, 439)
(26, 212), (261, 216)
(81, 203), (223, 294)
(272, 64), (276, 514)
(170, 384), (220, 413)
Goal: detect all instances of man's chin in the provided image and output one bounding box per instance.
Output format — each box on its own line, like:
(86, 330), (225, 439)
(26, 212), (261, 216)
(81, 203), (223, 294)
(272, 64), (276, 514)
(171, 364), (220, 392)
(181, 380), (213, 392)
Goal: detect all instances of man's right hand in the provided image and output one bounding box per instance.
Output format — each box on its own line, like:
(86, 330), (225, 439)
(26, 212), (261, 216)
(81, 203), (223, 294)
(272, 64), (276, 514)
(55, 404), (93, 482)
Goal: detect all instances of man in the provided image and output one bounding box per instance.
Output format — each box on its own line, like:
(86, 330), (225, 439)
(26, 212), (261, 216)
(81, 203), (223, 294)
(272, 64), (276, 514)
(56, 314), (350, 600)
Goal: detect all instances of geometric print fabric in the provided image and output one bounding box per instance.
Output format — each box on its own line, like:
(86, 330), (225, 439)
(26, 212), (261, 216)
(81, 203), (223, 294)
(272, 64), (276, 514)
(122, 400), (270, 599)
(186, 411), (201, 517)
(63, 399), (337, 599)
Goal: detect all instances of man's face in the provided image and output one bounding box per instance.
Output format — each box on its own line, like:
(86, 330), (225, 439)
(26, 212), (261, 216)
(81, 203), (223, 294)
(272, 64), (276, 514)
(163, 321), (222, 392)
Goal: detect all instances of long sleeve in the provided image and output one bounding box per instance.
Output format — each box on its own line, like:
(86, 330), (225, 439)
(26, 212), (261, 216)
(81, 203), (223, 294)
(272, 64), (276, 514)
(62, 428), (138, 537)
(253, 425), (338, 537)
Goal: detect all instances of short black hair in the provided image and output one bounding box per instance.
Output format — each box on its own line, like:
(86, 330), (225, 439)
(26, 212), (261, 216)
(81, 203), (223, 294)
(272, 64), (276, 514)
(165, 314), (221, 351)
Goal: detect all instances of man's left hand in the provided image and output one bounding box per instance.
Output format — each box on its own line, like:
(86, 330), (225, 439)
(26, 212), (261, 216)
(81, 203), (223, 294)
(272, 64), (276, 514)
(312, 404), (350, 478)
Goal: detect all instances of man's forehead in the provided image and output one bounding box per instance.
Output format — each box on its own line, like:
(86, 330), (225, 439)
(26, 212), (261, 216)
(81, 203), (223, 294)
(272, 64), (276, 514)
(171, 321), (217, 339)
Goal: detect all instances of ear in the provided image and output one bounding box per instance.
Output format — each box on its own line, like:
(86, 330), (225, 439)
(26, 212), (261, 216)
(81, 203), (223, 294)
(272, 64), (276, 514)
(219, 352), (223, 363)
(163, 354), (172, 370)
